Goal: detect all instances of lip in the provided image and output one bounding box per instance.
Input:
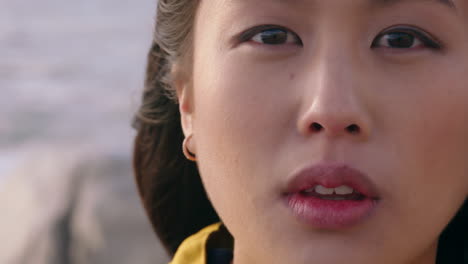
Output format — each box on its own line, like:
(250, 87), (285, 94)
(283, 162), (380, 198)
(283, 162), (381, 229)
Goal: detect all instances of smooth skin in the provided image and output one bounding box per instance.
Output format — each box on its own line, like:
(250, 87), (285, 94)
(176, 0), (468, 263)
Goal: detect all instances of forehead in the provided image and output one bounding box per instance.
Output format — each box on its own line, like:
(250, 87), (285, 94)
(196, 0), (460, 33)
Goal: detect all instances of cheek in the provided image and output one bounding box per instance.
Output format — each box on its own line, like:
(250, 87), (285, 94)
(368, 52), (468, 186)
(193, 48), (298, 160)
(191, 50), (300, 225)
(375, 62), (468, 235)
(391, 69), (468, 184)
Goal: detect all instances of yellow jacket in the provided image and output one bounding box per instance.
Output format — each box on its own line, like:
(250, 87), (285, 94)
(170, 222), (233, 264)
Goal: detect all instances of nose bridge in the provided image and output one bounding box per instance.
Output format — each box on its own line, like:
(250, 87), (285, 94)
(297, 43), (370, 140)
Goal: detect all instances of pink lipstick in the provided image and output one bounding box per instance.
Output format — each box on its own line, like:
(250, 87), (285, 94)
(283, 162), (381, 230)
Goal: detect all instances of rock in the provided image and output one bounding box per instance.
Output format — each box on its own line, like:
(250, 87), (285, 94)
(0, 143), (169, 264)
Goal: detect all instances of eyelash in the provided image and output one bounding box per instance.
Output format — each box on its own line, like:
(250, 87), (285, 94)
(238, 24), (442, 50)
(238, 25), (303, 45)
(371, 26), (442, 50)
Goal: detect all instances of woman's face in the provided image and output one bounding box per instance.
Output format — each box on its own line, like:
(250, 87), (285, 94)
(177, 1), (468, 263)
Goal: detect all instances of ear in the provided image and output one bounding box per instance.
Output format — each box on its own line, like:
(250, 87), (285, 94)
(173, 67), (195, 139)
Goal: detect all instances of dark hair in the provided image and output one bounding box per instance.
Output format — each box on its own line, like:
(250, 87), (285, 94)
(132, 0), (219, 257)
(436, 198), (467, 263)
(132, 1), (467, 262)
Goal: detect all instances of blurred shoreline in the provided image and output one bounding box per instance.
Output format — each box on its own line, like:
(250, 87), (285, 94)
(0, 0), (155, 151)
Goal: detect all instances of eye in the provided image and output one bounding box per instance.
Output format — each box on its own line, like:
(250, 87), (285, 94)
(239, 25), (303, 46)
(371, 26), (441, 50)
(251, 28), (299, 45)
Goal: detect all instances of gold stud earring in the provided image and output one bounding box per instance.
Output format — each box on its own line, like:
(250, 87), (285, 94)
(182, 134), (197, 161)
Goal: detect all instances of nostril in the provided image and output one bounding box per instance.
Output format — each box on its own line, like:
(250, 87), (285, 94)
(346, 124), (360, 134)
(311, 122), (323, 132)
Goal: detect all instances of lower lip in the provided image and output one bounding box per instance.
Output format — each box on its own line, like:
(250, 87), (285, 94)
(285, 193), (379, 229)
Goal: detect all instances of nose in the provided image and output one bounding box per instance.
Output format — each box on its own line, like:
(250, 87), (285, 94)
(297, 55), (371, 140)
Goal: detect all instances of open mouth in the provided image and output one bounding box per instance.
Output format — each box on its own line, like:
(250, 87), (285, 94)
(300, 184), (367, 201)
(283, 162), (381, 229)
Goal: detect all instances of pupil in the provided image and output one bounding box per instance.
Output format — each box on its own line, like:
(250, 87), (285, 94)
(387, 32), (414, 48)
(261, 29), (287, 45)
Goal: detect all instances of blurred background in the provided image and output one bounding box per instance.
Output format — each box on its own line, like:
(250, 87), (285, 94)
(1, 0), (169, 263)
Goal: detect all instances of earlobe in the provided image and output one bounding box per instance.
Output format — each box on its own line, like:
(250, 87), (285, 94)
(182, 134), (197, 161)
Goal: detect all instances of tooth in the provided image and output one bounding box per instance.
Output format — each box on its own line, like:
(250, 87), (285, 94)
(334, 185), (354, 195)
(315, 185), (334, 195)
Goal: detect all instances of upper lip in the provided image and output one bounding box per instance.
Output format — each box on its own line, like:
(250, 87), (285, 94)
(284, 162), (381, 199)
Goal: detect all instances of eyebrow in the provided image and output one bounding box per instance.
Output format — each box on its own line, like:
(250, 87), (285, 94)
(378, 0), (456, 9)
(273, 0), (456, 11)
